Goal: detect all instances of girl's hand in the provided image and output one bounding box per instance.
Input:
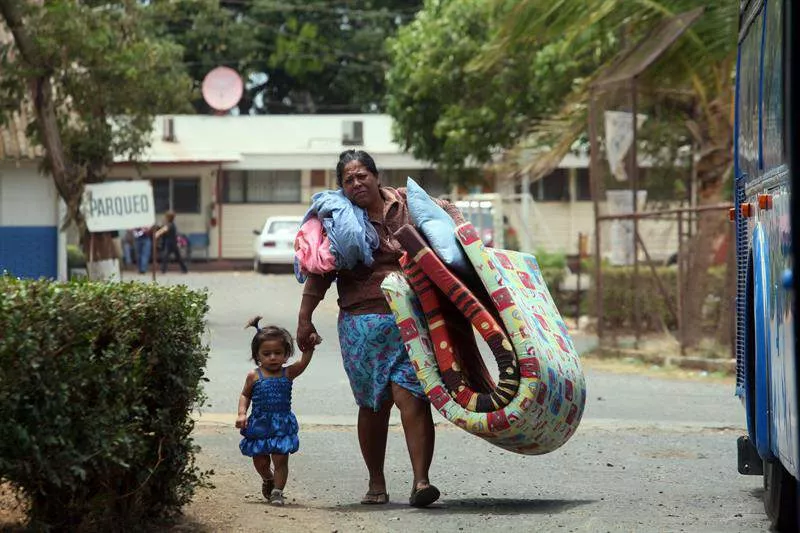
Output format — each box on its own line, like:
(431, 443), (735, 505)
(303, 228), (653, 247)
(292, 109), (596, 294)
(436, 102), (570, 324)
(297, 319), (319, 351)
(308, 332), (322, 348)
(235, 414), (247, 429)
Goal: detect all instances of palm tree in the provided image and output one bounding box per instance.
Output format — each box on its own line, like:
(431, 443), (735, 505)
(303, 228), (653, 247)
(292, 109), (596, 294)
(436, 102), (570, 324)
(480, 0), (737, 348)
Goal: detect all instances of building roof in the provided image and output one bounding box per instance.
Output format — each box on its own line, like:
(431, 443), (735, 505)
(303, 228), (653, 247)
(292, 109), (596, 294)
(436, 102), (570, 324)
(118, 114), (432, 170)
(592, 7), (704, 88)
(0, 109), (41, 161)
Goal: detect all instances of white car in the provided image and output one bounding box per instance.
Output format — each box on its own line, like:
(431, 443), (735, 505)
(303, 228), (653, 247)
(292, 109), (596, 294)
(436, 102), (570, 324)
(253, 216), (303, 273)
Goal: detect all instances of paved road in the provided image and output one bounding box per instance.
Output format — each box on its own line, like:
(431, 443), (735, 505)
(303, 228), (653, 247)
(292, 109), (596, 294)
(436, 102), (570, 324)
(155, 272), (770, 532)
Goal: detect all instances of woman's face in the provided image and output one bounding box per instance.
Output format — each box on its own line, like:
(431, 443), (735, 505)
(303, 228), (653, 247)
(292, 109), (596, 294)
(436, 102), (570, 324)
(341, 160), (380, 208)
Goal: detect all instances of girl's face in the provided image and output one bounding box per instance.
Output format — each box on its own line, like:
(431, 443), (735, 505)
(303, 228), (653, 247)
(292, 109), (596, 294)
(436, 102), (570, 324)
(257, 339), (289, 371)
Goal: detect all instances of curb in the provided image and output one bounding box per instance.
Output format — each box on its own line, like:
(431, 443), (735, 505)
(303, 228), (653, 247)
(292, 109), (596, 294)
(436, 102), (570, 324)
(589, 347), (736, 375)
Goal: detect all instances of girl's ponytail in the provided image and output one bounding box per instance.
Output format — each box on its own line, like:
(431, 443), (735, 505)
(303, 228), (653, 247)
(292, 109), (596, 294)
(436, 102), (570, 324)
(245, 315), (263, 332)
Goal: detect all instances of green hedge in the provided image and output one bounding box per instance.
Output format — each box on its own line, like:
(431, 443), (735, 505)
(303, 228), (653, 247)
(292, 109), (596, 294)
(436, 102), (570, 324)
(0, 276), (210, 530)
(586, 265), (726, 332)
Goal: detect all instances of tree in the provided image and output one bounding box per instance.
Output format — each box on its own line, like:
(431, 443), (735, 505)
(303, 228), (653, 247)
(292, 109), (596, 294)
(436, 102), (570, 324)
(0, 0), (192, 279)
(483, 0), (737, 347)
(152, 0), (422, 115)
(384, 0), (608, 183)
(147, 0), (260, 115)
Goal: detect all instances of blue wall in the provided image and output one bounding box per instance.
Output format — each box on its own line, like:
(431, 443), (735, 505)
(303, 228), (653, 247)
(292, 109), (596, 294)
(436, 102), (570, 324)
(0, 226), (58, 279)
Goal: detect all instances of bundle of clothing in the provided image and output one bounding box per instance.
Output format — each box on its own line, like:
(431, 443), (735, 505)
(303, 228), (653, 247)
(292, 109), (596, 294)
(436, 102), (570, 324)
(293, 189), (379, 283)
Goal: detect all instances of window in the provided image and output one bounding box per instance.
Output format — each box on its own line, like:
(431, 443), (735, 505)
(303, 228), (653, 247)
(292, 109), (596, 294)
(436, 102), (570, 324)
(150, 177), (200, 214)
(531, 168), (569, 201)
(762, 0), (783, 170)
(222, 170), (302, 203)
(342, 120), (364, 146)
(736, 8), (764, 179)
(576, 169), (592, 201)
(311, 170), (327, 187)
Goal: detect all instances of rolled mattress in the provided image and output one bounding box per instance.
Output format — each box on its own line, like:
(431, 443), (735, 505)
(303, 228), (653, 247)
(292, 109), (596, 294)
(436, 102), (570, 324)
(380, 222), (586, 455)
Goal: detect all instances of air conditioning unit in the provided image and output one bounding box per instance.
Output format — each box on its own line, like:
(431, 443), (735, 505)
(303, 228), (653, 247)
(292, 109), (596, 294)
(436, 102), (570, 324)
(162, 117), (176, 143)
(342, 120), (364, 146)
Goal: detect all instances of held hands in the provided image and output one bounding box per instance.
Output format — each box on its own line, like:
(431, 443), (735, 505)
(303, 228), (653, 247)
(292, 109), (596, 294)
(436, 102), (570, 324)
(297, 320), (321, 352)
(305, 332), (322, 352)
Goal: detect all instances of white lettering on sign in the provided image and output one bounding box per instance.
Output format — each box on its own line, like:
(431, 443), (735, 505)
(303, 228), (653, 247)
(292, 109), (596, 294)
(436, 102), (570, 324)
(82, 181), (156, 232)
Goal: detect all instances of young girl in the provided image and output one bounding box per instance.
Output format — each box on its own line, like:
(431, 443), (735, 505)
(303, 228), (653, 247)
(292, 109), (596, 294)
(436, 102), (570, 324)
(236, 317), (318, 505)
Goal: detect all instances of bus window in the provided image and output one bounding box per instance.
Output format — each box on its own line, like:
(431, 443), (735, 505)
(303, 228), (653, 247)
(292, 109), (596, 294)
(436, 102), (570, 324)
(762, 0), (784, 169)
(737, 8), (763, 180)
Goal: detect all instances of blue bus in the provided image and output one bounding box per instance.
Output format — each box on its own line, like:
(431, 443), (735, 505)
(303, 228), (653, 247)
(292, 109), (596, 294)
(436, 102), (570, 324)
(734, 0), (799, 530)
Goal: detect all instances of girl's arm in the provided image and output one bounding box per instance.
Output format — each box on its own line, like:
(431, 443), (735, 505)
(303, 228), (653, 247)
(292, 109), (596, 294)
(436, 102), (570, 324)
(235, 370), (257, 429)
(286, 346), (316, 380)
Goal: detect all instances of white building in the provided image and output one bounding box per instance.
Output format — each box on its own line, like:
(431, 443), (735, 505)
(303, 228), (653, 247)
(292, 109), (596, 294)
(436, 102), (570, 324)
(0, 112), (66, 280)
(109, 114), (449, 259)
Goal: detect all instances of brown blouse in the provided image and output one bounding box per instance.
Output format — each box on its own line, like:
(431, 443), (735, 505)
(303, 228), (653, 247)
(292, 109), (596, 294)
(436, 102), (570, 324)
(302, 187), (465, 315)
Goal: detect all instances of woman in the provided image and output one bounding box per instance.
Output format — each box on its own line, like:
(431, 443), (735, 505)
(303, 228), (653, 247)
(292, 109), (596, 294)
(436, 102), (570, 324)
(296, 150), (464, 508)
(155, 210), (188, 274)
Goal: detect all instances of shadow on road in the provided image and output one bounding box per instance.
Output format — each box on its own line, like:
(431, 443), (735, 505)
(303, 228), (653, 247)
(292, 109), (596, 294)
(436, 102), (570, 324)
(333, 497), (595, 515)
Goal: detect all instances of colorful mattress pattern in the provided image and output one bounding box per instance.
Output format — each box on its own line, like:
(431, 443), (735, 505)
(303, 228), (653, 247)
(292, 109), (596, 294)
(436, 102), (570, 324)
(380, 222), (586, 455)
(395, 225), (517, 412)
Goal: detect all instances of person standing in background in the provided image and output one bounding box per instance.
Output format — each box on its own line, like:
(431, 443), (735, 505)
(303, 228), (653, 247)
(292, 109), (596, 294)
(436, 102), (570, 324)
(155, 210), (188, 274)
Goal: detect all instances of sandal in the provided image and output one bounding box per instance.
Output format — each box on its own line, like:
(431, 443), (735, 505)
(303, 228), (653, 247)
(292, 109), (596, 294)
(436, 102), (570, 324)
(261, 478), (274, 501)
(360, 491), (390, 505)
(409, 483), (440, 508)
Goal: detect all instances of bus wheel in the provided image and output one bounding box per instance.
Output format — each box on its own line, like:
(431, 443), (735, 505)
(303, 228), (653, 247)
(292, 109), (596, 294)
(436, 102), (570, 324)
(763, 459), (798, 531)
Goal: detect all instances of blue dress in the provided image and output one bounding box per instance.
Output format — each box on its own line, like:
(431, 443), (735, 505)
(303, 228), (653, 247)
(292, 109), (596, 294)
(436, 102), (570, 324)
(239, 368), (299, 456)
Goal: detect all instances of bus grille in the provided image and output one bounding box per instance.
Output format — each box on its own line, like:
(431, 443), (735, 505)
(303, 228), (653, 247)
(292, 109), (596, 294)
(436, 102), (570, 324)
(734, 180), (748, 397)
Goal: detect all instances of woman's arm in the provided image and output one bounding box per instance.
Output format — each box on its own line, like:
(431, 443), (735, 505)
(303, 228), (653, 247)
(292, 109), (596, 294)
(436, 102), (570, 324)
(297, 273), (334, 350)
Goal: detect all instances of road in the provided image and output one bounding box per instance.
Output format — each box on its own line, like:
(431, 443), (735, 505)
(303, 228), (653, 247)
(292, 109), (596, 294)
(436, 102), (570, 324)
(153, 271), (770, 533)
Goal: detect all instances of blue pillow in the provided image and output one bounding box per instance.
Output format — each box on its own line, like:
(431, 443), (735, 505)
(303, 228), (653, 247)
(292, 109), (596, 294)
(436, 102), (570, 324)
(406, 177), (470, 275)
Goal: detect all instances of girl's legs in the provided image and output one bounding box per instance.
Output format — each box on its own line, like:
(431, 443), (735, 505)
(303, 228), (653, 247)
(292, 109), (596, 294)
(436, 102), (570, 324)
(253, 455), (273, 482)
(357, 398), (393, 498)
(391, 383), (435, 492)
(271, 454), (289, 490)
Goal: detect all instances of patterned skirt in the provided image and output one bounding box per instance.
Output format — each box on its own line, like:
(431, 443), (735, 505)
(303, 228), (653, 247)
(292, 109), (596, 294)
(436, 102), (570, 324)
(337, 312), (426, 411)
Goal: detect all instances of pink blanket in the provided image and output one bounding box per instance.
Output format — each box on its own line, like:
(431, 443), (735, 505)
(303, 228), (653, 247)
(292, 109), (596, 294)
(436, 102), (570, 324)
(294, 218), (337, 276)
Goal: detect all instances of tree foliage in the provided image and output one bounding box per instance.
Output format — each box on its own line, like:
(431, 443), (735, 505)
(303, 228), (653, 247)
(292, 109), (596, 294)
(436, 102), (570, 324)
(483, 0), (738, 347)
(385, 0), (607, 179)
(0, 1), (191, 184)
(484, 0), (736, 189)
(151, 0), (422, 114)
(0, 0), (193, 276)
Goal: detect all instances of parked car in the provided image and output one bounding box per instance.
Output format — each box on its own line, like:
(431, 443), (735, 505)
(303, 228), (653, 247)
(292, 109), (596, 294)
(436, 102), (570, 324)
(253, 216), (303, 274)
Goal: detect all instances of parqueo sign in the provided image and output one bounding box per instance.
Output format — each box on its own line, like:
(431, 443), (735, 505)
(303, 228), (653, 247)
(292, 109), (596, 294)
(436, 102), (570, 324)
(83, 181), (156, 232)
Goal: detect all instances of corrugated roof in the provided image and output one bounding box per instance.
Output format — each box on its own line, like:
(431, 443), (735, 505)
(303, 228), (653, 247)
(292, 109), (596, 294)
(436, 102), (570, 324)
(0, 108), (42, 161)
(0, 17), (42, 161)
(592, 7), (705, 88)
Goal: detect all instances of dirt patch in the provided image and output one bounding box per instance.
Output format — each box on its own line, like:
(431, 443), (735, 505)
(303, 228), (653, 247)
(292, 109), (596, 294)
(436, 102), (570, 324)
(173, 468), (372, 533)
(1, 473), (350, 533)
(581, 354), (735, 384)
(0, 481), (27, 530)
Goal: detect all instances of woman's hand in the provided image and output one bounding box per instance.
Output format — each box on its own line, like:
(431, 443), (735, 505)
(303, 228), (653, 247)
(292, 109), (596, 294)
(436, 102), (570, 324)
(235, 414), (247, 429)
(297, 319), (319, 352)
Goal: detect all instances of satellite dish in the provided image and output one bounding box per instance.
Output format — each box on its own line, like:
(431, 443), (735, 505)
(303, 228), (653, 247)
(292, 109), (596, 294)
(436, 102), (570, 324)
(202, 66), (244, 113)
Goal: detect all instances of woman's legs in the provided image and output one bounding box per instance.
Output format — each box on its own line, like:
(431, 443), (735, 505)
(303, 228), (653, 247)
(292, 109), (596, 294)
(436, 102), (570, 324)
(271, 454), (289, 490)
(391, 383), (435, 491)
(357, 398), (393, 497)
